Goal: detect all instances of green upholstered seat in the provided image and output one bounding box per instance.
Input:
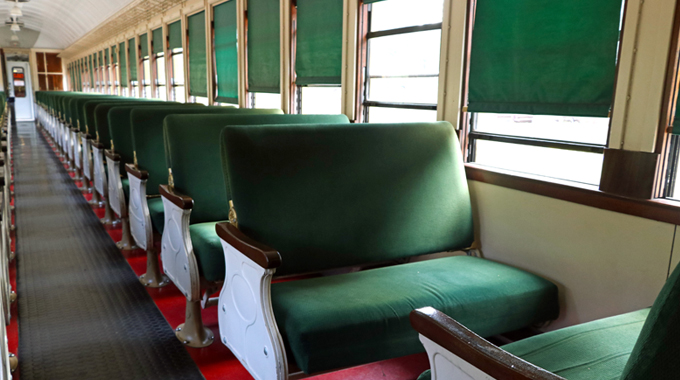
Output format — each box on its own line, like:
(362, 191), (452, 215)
(148, 197), (165, 233)
(221, 122), (559, 373)
(501, 309), (649, 380)
(418, 259), (680, 380)
(188, 222), (226, 282)
(164, 114), (347, 284)
(163, 114), (345, 225)
(131, 106), (281, 197)
(272, 255), (558, 374)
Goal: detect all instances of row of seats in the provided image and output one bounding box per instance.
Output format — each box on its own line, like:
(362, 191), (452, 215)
(0, 92), (19, 380)
(33, 91), (677, 380)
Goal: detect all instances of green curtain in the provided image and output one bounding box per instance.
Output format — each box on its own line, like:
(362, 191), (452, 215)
(120, 41), (128, 86)
(152, 27), (164, 55)
(128, 37), (138, 81)
(247, 0), (280, 93)
(168, 20), (182, 50)
(467, 0), (623, 117)
(112, 45), (117, 64)
(188, 11), (208, 97)
(295, 0), (343, 85)
(140, 33), (149, 58)
(105, 48), (110, 65)
(89, 55), (94, 84)
(214, 0), (239, 103)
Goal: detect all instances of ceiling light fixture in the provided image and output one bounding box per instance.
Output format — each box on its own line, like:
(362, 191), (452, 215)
(10, 34), (17, 41)
(10, 22), (19, 32)
(9, 5), (21, 17)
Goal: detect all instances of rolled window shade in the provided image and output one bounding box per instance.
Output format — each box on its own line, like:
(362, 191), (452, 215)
(214, 0), (239, 103)
(112, 46), (117, 64)
(168, 20), (182, 50)
(128, 37), (137, 81)
(119, 42), (128, 86)
(247, 0), (280, 93)
(295, 0), (343, 86)
(188, 11), (208, 97)
(140, 33), (149, 58)
(467, 0), (623, 117)
(152, 28), (163, 55)
(105, 48), (110, 66)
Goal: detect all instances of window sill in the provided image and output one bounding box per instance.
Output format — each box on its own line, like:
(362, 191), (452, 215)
(465, 163), (680, 226)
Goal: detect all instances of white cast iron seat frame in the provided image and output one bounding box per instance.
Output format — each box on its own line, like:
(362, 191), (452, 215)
(215, 223), (289, 380)
(409, 307), (566, 380)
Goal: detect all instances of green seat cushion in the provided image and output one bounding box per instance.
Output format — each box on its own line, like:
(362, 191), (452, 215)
(417, 370), (431, 380)
(148, 197), (165, 234)
(503, 309), (649, 380)
(189, 222), (226, 282)
(272, 255), (558, 374)
(122, 178), (129, 201)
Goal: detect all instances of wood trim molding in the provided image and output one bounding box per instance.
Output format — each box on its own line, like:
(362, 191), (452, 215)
(599, 148), (659, 199)
(410, 307), (565, 380)
(466, 163), (680, 226)
(215, 222), (281, 269)
(125, 163), (149, 180)
(159, 184), (194, 209)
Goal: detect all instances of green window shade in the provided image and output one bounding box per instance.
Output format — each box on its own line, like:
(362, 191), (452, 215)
(188, 11), (208, 97)
(363, 0), (387, 4)
(89, 55), (94, 84)
(152, 28), (164, 55)
(214, 0), (239, 103)
(120, 42), (128, 86)
(247, 0), (280, 93)
(168, 20), (182, 50)
(99, 51), (103, 67)
(295, 0), (343, 85)
(112, 46), (117, 64)
(468, 0), (623, 117)
(105, 48), (110, 65)
(128, 37), (138, 81)
(140, 33), (149, 58)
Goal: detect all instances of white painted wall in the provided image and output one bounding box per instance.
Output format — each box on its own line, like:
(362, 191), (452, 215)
(468, 180), (675, 330)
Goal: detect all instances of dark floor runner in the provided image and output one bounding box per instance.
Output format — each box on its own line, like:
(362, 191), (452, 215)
(14, 122), (204, 380)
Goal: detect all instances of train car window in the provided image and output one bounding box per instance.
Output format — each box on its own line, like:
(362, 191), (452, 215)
(187, 11), (208, 103)
(170, 48), (186, 102)
(151, 27), (167, 101)
(140, 33), (152, 99)
(247, 0), (281, 108)
(213, 0), (239, 106)
(294, 0), (343, 114)
(465, 0), (624, 185)
(360, 0), (443, 122)
(128, 37), (139, 97)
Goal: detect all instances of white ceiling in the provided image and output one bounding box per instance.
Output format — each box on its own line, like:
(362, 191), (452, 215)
(0, 0), (137, 49)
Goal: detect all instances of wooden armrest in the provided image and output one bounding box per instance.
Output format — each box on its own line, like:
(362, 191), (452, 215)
(90, 141), (104, 149)
(410, 307), (565, 380)
(82, 133), (92, 140)
(215, 222), (281, 269)
(125, 163), (149, 180)
(159, 184), (193, 210)
(104, 149), (120, 161)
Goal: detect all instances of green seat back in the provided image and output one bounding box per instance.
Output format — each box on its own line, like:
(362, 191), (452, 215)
(75, 96), (118, 132)
(107, 105), (182, 171)
(164, 114), (347, 224)
(89, 100), (167, 144)
(131, 106), (281, 196)
(221, 122), (475, 276)
(621, 262), (680, 379)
